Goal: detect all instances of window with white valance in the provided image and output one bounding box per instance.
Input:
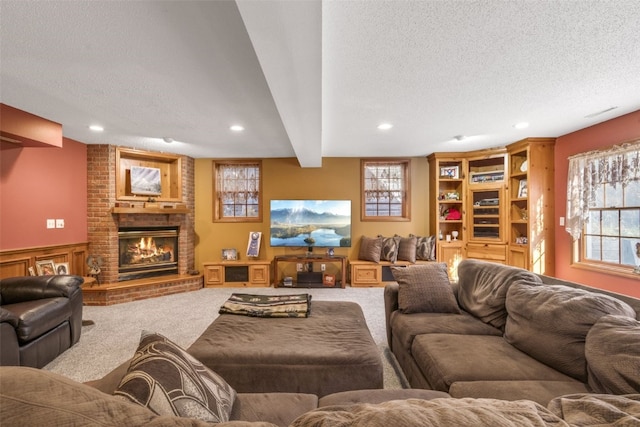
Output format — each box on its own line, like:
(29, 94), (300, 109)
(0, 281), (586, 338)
(566, 140), (640, 273)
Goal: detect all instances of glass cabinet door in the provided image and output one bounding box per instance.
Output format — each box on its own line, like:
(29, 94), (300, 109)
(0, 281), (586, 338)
(470, 188), (503, 241)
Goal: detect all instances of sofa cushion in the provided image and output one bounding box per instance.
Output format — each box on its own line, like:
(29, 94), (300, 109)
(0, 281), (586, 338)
(231, 393), (318, 426)
(391, 263), (460, 314)
(358, 236), (383, 262)
(411, 234), (436, 261)
(448, 380), (589, 407)
(4, 298), (71, 343)
(291, 397), (566, 427)
(585, 314), (640, 394)
(0, 366), (217, 426)
(505, 283), (636, 383)
(411, 334), (576, 392)
(396, 235), (417, 263)
(378, 235), (400, 262)
(318, 389), (450, 407)
(390, 311), (502, 352)
(547, 393), (640, 427)
(457, 259), (542, 331)
(114, 331), (236, 423)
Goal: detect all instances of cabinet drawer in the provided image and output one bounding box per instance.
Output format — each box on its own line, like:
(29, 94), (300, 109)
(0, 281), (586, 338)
(466, 243), (507, 261)
(350, 263), (381, 286)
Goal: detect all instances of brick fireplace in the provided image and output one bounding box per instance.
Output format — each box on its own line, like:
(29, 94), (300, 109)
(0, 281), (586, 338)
(85, 145), (201, 305)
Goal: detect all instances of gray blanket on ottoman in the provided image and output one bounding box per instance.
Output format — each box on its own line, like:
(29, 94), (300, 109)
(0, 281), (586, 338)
(187, 301), (383, 397)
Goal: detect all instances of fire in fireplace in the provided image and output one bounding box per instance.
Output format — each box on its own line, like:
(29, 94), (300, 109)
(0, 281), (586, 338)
(118, 227), (179, 281)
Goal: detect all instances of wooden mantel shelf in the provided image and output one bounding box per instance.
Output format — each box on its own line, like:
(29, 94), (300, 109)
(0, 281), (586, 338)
(111, 207), (190, 214)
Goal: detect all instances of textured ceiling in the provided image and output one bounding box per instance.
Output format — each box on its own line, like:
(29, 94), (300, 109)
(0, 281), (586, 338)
(1, 0), (639, 167)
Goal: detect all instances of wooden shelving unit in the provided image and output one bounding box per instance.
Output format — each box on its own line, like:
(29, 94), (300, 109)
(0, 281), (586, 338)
(506, 138), (556, 275)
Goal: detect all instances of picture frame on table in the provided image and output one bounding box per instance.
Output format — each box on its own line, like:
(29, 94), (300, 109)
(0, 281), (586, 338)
(36, 260), (56, 276)
(440, 166), (459, 179)
(246, 231), (262, 257)
(323, 274), (336, 287)
(55, 262), (70, 275)
(222, 248), (237, 261)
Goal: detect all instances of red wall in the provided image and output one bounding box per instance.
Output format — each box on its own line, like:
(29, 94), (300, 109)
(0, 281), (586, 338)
(554, 110), (640, 297)
(0, 138), (88, 250)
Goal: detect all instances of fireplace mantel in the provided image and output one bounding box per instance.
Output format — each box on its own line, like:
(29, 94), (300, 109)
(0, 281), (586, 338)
(111, 207), (190, 214)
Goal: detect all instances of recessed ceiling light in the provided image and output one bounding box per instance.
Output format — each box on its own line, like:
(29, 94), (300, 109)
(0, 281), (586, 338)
(89, 125), (104, 132)
(377, 123), (393, 130)
(230, 125), (245, 132)
(514, 122), (529, 130)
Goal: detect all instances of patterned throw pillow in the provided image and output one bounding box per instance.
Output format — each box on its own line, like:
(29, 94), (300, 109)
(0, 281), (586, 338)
(358, 236), (383, 262)
(396, 235), (417, 263)
(412, 234), (436, 261)
(392, 263), (460, 314)
(114, 331), (236, 423)
(378, 235), (400, 262)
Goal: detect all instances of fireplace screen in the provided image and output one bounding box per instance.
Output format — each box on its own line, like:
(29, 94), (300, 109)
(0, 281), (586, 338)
(118, 227), (178, 281)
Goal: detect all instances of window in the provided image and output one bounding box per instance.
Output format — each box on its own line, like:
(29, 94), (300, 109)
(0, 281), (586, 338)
(361, 159), (410, 221)
(213, 160), (262, 222)
(566, 140), (640, 275)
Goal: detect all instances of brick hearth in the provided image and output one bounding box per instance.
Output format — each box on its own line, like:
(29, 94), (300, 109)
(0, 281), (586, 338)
(86, 145), (201, 305)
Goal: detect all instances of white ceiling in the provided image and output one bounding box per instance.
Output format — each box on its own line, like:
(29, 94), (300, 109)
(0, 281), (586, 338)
(1, 0), (639, 167)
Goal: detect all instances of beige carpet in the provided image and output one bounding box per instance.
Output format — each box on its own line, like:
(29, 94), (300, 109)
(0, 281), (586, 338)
(45, 286), (409, 389)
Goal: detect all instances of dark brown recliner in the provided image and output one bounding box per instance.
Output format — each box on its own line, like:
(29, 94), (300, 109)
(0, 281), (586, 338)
(0, 275), (83, 368)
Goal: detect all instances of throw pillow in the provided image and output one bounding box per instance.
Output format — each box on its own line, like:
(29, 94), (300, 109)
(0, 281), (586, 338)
(396, 235), (417, 263)
(378, 235), (400, 262)
(392, 263), (460, 314)
(504, 284), (636, 383)
(585, 314), (640, 394)
(114, 330), (236, 423)
(358, 236), (383, 262)
(412, 234), (437, 261)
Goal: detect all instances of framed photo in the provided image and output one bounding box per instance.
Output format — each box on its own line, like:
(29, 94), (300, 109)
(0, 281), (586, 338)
(55, 262), (70, 275)
(36, 260), (56, 276)
(222, 248), (237, 261)
(440, 166), (459, 179)
(130, 166), (162, 196)
(246, 231), (262, 257)
(518, 179), (528, 198)
(323, 274), (336, 287)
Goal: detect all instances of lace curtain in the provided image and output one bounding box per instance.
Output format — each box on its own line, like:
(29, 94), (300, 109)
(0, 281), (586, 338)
(565, 140), (640, 240)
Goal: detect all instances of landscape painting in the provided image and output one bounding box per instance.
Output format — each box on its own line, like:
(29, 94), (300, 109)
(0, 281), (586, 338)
(270, 200), (351, 248)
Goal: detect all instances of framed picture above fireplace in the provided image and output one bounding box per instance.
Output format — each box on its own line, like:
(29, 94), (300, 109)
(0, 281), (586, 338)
(130, 166), (162, 196)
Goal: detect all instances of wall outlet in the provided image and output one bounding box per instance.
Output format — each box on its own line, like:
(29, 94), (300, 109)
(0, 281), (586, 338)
(321, 263), (326, 271)
(56, 219), (65, 228)
(46, 219), (55, 229)
(296, 263), (303, 272)
(559, 216), (565, 226)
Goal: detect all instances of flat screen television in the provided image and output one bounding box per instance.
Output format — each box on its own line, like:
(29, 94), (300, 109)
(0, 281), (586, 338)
(270, 200), (351, 249)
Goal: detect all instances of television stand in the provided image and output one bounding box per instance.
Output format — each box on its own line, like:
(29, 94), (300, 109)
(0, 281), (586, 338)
(273, 255), (347, 288)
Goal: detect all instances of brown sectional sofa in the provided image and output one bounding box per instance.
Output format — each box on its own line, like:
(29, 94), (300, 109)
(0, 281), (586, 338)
(0, 275), (83, 368)
(385, 259), (640, 406)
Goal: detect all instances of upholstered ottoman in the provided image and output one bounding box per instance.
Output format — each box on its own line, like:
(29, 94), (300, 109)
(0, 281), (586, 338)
(187, 301), (383, 397)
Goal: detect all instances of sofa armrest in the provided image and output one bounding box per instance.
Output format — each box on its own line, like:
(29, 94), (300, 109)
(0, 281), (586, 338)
(383, 283), (400, 349)
(0, 275), (83, 304)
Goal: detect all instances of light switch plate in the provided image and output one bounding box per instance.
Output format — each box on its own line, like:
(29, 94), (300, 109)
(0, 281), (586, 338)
(46, 219), (55, 229)
(56, 219), (65, 228)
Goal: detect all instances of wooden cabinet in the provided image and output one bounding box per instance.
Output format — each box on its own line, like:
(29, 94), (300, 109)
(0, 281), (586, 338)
(203, 260), (270, 287)
(506, 138), (556, 275)
(428, 142), (554, 274)
(350, 261), (383, 287)
(466, 151), (507, 262)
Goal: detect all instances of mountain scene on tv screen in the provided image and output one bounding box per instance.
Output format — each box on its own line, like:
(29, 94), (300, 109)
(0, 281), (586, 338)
(271, 206), (351, 247)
